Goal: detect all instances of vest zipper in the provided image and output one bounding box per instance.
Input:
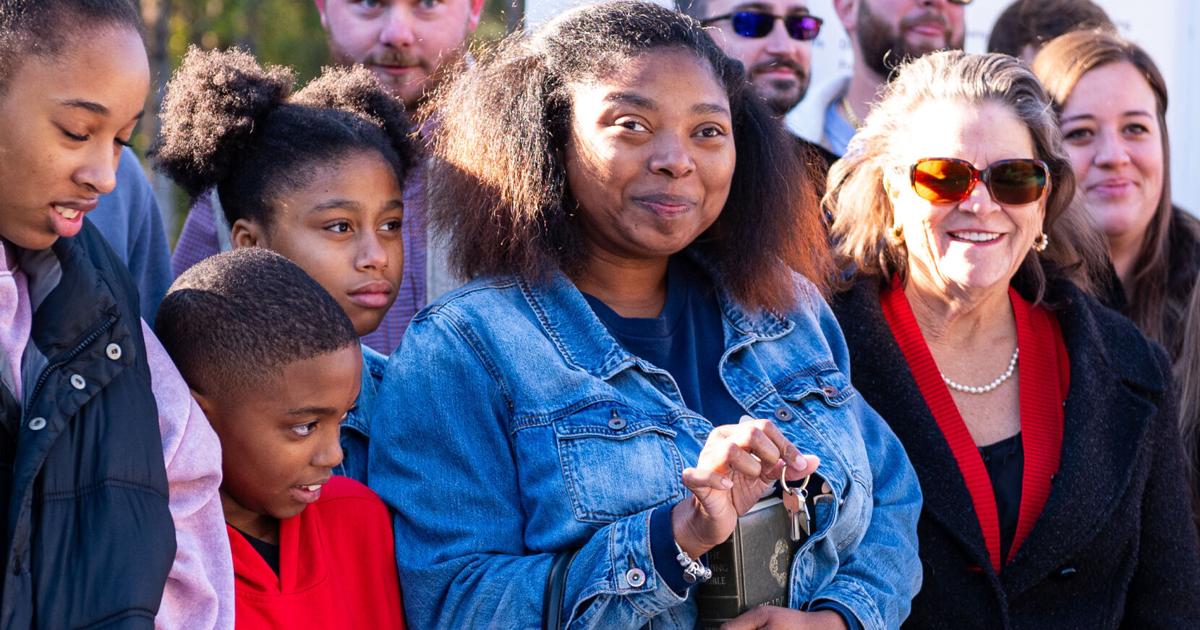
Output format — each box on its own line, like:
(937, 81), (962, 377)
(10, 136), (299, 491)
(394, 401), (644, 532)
(24, 314), (119, 416)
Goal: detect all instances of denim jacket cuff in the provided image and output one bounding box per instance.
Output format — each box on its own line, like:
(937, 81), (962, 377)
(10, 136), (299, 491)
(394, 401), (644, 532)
(587, 506), (690, 618)
(810, 580), (882, 630)
(811, 599), (863, 630)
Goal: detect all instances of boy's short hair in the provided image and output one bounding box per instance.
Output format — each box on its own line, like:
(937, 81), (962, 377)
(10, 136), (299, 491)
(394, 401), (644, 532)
(155, 248), (359, 396)
(987, 0), (1114, 58)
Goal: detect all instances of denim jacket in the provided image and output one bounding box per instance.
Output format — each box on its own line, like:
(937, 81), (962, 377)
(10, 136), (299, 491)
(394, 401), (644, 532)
(369, 266), (922, 630)
(337, 343), (387, 485)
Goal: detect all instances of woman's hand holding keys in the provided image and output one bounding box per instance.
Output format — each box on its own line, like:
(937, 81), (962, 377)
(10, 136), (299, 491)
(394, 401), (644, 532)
(672, 415), (820, 559)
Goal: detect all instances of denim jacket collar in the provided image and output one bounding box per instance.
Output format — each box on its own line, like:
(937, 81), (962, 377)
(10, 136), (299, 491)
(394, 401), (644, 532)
(344, 344), (386, 438)
(519, 252), (795, 381)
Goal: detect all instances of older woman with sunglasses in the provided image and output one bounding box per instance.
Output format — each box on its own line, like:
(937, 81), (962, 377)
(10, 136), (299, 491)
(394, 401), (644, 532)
(826, 50), (1200, 627)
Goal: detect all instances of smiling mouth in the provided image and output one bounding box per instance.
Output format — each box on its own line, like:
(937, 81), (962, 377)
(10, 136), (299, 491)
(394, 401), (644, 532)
(948, 231), (1002, 243)
(1090, 179), (1135, 193)
(372, 64), (419, 76)
(633, 194), (698, 217)
(911, 24), (944, 36)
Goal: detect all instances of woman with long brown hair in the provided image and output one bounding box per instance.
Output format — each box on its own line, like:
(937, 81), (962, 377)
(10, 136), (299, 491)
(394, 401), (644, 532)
(1033, 30), (1200, 533)
(366, 2), (922, 628)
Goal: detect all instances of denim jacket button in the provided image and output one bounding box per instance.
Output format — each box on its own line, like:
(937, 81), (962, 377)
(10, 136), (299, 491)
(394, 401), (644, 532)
(821, 385), (838, 398)
(773, 406), (793, 422)
(608, 415), (627, 430)
(625, 567), (646, 587)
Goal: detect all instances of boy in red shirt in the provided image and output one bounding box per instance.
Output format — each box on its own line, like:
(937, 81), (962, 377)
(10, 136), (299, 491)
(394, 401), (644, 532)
(156, 248), (406, 629)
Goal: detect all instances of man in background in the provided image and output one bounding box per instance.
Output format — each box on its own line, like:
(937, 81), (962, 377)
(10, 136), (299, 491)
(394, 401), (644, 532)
(92, 149), (173, 323)
(683, 0), (838, 168)
(801, 0), (968, 157)
(987, 0), (1113, 63)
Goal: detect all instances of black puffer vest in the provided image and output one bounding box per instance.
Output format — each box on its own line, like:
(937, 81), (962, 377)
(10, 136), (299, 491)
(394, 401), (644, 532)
(0, 222), (175, 628)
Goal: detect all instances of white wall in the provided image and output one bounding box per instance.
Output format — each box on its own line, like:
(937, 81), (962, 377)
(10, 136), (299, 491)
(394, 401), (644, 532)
(526, 0), (1199, 212)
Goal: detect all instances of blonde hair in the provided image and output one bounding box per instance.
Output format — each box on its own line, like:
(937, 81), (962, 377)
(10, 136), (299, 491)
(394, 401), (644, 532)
(826, 50), (1107, 302)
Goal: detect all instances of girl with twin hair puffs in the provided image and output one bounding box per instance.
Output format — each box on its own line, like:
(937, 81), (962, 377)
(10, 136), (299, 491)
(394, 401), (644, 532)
(153, 46), (416, 486)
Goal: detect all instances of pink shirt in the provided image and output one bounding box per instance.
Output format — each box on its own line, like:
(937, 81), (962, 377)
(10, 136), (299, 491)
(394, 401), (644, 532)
(0, 241), (234, 629)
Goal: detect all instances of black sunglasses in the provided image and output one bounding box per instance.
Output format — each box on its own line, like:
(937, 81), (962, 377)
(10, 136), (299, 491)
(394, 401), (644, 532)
(702, 11), (823, 41)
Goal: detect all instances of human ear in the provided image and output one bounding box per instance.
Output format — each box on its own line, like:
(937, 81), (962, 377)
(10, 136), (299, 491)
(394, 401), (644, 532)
(468, 0), (486, 30)
(314, 0), (329, 30)
(190, 388), (221, 429)
(882, 169), (903, 202)
(230, 219), (265, 249)
(833, 0), (858, 33)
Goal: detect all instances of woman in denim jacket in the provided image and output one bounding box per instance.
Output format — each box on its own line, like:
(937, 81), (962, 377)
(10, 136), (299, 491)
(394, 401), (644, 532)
(368, 3), (921, 628)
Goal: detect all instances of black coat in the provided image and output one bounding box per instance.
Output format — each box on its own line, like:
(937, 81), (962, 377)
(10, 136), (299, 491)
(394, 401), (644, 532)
(0, 223), (175, 628)
(831, 276), (1200, 629)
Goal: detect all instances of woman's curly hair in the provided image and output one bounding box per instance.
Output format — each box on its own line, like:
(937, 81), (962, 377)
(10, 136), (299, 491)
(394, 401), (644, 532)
(152, 46), (417, 229)
(424, 0), (831, 311)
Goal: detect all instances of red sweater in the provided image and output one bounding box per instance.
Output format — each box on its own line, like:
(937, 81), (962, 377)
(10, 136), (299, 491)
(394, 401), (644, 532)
(228, 476), (406, 629)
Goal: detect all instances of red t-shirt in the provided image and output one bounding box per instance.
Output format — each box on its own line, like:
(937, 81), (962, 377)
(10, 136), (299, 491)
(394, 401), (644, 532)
(227, 476), (406, 629)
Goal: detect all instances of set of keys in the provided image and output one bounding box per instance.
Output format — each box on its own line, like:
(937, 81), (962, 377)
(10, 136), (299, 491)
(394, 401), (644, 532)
(780, 472), (811, 542)
(779, 470), (835, 542)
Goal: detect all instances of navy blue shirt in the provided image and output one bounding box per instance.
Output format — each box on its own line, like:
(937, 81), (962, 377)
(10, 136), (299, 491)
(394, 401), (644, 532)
(583, 257), (744, 426)
(584, 257), (745, 594)
(583, 259), (861, 627)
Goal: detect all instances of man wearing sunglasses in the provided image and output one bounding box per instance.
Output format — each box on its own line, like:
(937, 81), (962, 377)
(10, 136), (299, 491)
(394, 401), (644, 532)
(683, 0), (839, 176)
(684, 0), (820, 119)
(801, 0), (969, 158)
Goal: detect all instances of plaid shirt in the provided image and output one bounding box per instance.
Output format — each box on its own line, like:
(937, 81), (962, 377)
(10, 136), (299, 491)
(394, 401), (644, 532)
(169, 160), (429, 355)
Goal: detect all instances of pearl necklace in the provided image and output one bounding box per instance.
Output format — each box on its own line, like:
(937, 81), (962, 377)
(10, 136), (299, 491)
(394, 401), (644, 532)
(942, 347), (1019, 395)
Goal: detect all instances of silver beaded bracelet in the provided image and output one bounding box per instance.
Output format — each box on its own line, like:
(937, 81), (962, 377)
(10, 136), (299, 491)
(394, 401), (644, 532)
(674, 542), (713, 584)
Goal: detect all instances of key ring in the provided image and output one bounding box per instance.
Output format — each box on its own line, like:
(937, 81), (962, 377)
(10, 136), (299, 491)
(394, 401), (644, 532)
(780, 465), (810, 497)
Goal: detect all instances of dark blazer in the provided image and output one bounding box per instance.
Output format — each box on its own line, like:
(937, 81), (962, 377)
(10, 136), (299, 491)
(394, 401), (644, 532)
(831, 275), (1200, 629)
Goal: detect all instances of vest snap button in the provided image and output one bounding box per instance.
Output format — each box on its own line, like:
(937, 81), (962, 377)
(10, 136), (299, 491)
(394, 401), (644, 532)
(70, 374), (86, 390)
(28, 417), (46, 431)
(1054, 565), (1078, 580)
(105, 343), (122, 360)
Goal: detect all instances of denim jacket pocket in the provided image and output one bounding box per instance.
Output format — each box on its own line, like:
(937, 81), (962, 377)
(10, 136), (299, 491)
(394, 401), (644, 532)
(554, 405), (687, 523)
(774, 364), (855, 410)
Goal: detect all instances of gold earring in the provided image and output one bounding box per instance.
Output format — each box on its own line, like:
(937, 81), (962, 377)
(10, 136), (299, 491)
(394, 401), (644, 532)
(1033, 232), (1049, 252)
(889, 224), (904, 242)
